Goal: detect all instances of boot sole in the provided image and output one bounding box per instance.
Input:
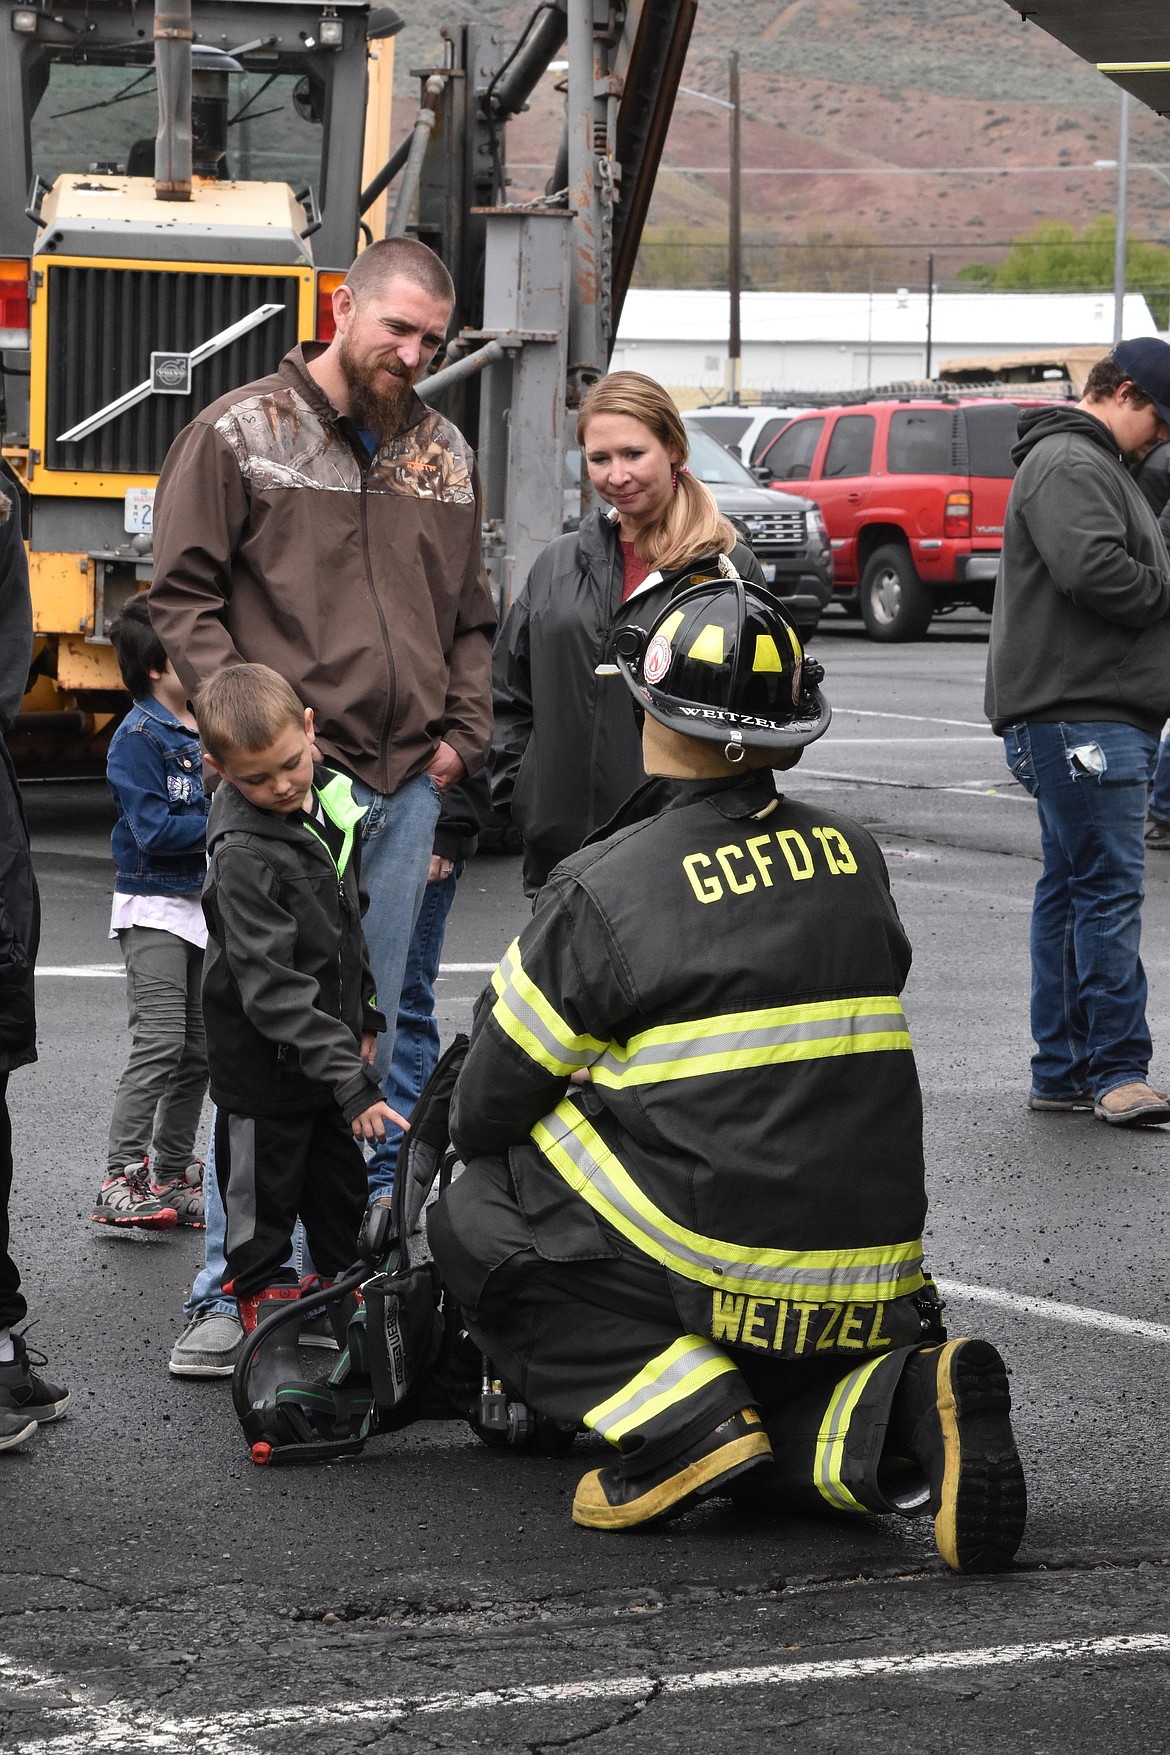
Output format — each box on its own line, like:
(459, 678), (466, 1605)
(573, 1430), (773, 1530)
(91, 1211), (178, 1229)
(0, 1415), (37, 1450)
(933, 1339), (1027, 1574)
(169, 1356), (239, 1378)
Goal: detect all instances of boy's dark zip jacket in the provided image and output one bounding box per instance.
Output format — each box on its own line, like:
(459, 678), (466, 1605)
(201, 765), (385, 1122)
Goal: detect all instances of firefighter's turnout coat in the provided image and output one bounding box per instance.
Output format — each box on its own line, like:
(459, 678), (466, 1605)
(434, 770), (935, 1511)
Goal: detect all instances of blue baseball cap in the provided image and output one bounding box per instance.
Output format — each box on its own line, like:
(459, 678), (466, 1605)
(1111, 337), (1170, 427)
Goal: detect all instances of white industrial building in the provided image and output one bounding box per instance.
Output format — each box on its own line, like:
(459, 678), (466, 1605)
(611, 289), (1159, 403)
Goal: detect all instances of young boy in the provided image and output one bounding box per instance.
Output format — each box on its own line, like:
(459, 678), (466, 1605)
(194, 664), (401, 1334)
(93, 597), (209, 1230)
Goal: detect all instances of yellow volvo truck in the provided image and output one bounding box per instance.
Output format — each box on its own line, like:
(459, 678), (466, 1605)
(0, 0), (696, 768)
(0, 0), (398, 766)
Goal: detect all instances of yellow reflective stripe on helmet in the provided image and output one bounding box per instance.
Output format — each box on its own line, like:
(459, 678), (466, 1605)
(584, 1336), (739, 1445)
(813, 1355), (891, 1513)
(532, 1099), (925, 1302)
(588, 996), (912, 1090)
(488, 940), (607, 1075)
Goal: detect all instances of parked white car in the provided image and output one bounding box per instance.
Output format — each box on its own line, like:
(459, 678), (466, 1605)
(683, 404), (809, 470)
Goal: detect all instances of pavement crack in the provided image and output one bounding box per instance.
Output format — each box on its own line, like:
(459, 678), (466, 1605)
(525, 1679), (663, 1752)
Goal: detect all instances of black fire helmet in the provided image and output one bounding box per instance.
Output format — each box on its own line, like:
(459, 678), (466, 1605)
(612, 563), (831, 760)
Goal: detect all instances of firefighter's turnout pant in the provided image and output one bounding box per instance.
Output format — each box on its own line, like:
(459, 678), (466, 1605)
(430, 1154), (921, 1516)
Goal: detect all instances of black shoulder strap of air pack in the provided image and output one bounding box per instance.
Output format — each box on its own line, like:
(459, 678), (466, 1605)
(390, 1031), (470, 1244)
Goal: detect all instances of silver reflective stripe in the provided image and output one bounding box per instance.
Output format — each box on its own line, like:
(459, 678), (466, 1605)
(591, 1005), (909, 1086)
(584, 1336), (738, 1443)
(534, 1101), (924, 1301)
(814, 1355), (890, 1513)
(490, 943), (601, 1072)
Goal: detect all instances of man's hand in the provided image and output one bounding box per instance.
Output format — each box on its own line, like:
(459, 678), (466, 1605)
(428, 854), (455, 882)
(359, 1032), (378, 1065)
(424, 739), (466, 793)
(351, 1099), (409, 1142)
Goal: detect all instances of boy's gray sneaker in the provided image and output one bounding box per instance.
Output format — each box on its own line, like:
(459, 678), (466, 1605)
(0, 1407), (37, 1451)
(151, 1159), (206, 1229)
(168, 1312), (244, 1378)
(1145, 816), (1170, 850)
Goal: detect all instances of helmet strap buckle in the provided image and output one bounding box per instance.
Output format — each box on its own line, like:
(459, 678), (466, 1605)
(724, 732), (745, 764)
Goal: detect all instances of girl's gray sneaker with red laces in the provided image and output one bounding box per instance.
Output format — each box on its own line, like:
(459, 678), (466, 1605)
(91, 1160), (178, 1229)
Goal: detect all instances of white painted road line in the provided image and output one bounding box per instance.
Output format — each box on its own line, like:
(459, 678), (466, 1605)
(37, 962), (500, 979)
(837, 706), (990, 730)
(4, 1635), (1168, 1752)
(820, 737), (997, 745)
(801, 768), (1031, 800)
(937, 1277), (1170, 1344)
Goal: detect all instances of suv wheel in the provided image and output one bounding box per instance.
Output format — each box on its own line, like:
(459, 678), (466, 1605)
(860, 543), (933, 642)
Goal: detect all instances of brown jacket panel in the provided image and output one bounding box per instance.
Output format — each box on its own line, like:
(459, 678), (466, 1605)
(149, 345), (495, 796)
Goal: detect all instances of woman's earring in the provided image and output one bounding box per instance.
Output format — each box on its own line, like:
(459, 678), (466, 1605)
(671, 468), (678, 492)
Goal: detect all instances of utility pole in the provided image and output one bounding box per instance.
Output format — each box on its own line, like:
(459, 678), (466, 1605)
(728, 49), (741, 406)
(925, 251), (934, 380)
(1113, 87), (1130, 344)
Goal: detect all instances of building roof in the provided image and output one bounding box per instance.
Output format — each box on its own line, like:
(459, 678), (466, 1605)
(616, 289), (1158, 346)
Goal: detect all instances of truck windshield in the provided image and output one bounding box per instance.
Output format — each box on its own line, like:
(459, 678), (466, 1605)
(30, 57), (324, 193)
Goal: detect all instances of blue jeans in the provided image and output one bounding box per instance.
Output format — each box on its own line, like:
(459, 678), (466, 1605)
(350, 771), (442, 1082)
(184, 777), (450, 1319)
(1149, 734), (1170, 825)
(1003, 720), (1158, 1099)
(367, 862), (461, 1195)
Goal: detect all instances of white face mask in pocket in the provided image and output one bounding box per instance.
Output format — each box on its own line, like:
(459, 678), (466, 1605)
(1068, 742), (1106, 777)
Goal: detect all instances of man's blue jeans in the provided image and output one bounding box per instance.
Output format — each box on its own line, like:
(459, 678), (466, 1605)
(1149, 734), (1170, 825)
(1003, 720), (1158, 1100)
(367, 862), (461, 1196)
(183, 771), (443, 1320)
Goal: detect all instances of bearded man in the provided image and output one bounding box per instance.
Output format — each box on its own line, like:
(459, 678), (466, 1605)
(149, 238), (495, 1374)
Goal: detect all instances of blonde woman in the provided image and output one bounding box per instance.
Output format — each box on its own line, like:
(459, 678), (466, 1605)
(490, 371), (766, 893)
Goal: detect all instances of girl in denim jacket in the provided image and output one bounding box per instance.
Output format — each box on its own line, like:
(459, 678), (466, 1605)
(92, 599), (210, 1230)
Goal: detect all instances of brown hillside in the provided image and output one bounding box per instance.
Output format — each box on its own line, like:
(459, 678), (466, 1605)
(391, 1), (1170, 291)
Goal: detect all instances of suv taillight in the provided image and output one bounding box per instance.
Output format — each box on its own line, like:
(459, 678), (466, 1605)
(0, 259), (30, 344)
(944, 490), (971, 538)
(315, 269), (347, 342)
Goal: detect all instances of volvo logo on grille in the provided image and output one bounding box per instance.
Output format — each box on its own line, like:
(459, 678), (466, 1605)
(151, 352), (191, 395)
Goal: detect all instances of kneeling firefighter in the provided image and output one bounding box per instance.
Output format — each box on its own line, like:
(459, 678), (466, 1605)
(429, 569), (1027, 1572)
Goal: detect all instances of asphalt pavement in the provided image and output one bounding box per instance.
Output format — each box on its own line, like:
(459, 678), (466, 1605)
(3, 606), (1169, 1753)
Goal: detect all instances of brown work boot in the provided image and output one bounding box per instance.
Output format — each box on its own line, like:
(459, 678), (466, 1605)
(1094, 1083), (1170, 1127)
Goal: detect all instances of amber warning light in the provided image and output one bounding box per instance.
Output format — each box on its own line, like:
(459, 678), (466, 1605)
(316, 270), (347, 342)
(0, 260), (30, 348)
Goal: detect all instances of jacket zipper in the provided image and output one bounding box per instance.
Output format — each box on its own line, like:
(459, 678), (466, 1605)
(587, 523), (629, 834)
(358, 458), (398, 796)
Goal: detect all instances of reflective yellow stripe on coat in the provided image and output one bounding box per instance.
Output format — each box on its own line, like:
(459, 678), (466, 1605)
(490, 942), (913, 1088)
(532, 1099), (925, 1303)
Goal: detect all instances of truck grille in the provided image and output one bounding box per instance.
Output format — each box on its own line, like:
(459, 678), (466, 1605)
(741, 510), (807, 550)
(44, 266), (300, 476)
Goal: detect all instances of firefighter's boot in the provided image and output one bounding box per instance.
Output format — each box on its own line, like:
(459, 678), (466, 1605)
(889, 1338), (1027, 1574)
(572, 1407), (773, 1530)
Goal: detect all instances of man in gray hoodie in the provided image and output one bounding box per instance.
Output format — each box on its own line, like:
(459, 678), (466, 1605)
(986, 341), (1170, 1126)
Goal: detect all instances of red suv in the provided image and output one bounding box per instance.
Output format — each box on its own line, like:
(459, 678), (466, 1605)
(758, 397), (1043, 640)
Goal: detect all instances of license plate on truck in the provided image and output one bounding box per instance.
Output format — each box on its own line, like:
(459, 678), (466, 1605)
(124, 489), (155, 535)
